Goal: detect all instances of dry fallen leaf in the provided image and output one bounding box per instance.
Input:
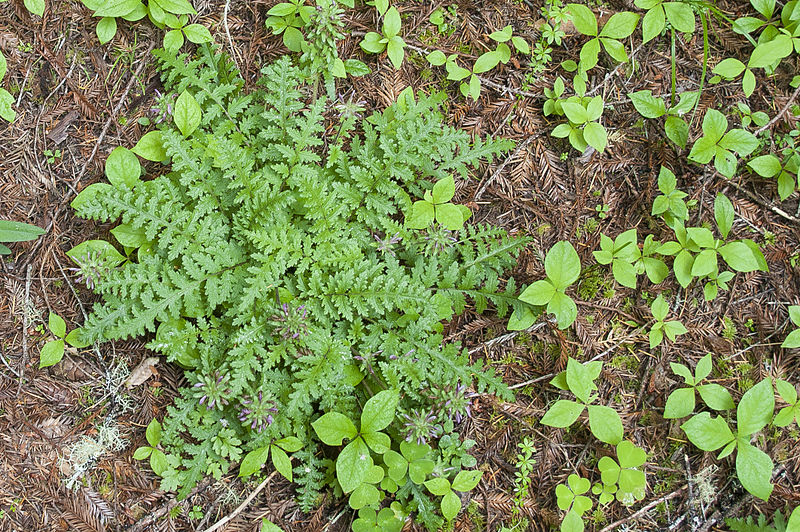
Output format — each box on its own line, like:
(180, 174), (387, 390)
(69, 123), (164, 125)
(125, 357), (160, 389)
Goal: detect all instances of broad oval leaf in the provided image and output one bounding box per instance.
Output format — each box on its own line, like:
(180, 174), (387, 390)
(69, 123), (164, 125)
(451, 470), (482, 492)
(697, 383), (735, 411)
(440, 489), (461, 521)
(587, 405), (623, 445)
(239, 446), (269, 477)
(680, 412), (734, 451)
(361, 389), (398, 433)
(312, 412), (357, 446)
(336, 437), (372, 493)
(39, 340), (65, 368)
(736, 378), (774, 435)
(105, 146), (141, 187)
(663, 387), (695, 419)
(132, 131), (166, 161)
(174, 90), (202, 137)
(568, 3), (598, 35)
(735, 442), (774, 501)
(545, 241), (581, 289)
(540, 399), (585, 428)
(271, 445), (293, 481)
(548, 291), (578, 329)
(599, 12), (640, 39)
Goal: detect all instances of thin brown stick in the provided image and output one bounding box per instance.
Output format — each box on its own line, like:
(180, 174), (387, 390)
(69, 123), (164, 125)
(75, 42), (156, 185)
(201, 470), (279, 532)
(754, 82), (800, 136)
(598, 486), (686, 532)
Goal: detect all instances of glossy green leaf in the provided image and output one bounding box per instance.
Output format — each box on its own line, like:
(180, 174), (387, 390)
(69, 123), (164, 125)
(96, 17), (118, 44)
(737, 378), (774, 435)
(545, 241), (581, 289)
(337, 437), (372, 493)
(132, 131), (166, 161)
(680, 412), (734, 451)
(587, 405), (623, 445)
(271, 445), (292, 481)
(39, 340), (65, 368)
(48, 312), (66, 338)
(239, 446), (269, 477)
(0, 220), (46, 243)
(540, 399), (584, 427)
(663, 387), (695, 418)
(568, 4), (598, 35)
(736, 442), (774, 501)
(174, 90), (202, 137)
(312, 412), (357, 445)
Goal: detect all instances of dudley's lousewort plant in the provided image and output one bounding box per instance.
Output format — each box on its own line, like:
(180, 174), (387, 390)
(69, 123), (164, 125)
(67, 43), (527, 528)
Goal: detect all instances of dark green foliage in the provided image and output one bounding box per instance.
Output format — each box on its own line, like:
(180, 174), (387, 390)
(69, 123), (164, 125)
(70, 45), (523, 510)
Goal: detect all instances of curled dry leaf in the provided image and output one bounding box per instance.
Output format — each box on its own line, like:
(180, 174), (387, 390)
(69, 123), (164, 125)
(125, 357), (160, 389)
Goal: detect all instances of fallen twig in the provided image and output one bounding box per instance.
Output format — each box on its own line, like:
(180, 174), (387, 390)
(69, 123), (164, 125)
(598, 486), (687, 532)
(201, 470), (279, 532)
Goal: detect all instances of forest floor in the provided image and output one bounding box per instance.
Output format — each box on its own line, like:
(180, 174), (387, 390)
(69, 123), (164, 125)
(1, 0), (799, 531)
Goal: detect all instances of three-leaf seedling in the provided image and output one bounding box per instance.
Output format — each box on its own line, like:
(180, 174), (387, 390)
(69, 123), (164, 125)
(133, 419), (170, 475)
(566, 4), (640, 72)
(542, 358), (624, 445)
(360, 6), (406, 69)
(663, 353), (733, 418)
(635, 0), (696, 44)
(648, 295), (687, 348)
(688, 109), (758, 178)
(239, 436), (303, 482)
(39, 312), (90, 368)
(404, 176), (471, 231)
(595, 440), (647, 505)
(680, 377), (776, 501)
(516, 241), (581, 329)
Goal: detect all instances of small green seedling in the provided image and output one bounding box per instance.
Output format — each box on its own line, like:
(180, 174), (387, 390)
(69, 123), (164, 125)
(44, 149), (62, 164)
(781, 306), (800, 348)
(648, 295), (687, 348)
(594, 229), (639, 288)
(635, 0), (695, 43)
(542, 357), (624, 445)
(404, 176), (471, 231)
(551, 95), (608, 152)
(664, 353), (734, 418)
(680, 378), (776, 501)
(360, 7), (406, 69)
(747, 151), (800, 201)
(161, 14), (213, 52)
(239, 436), (303, 481)
(628, 90), (699, 148)
(556, 474), (592, 532)
(424, 469), (483, 521)
(688, 109), (758, 178)
(266, 0), (316, 52)
(133, 419), (169, 475)
(39, 312), (90, 368)
(566, 4), (640, 71)
(595, 440), (647, 505)
(517, 241), (581, 329)
(735, 102), (769, 129)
